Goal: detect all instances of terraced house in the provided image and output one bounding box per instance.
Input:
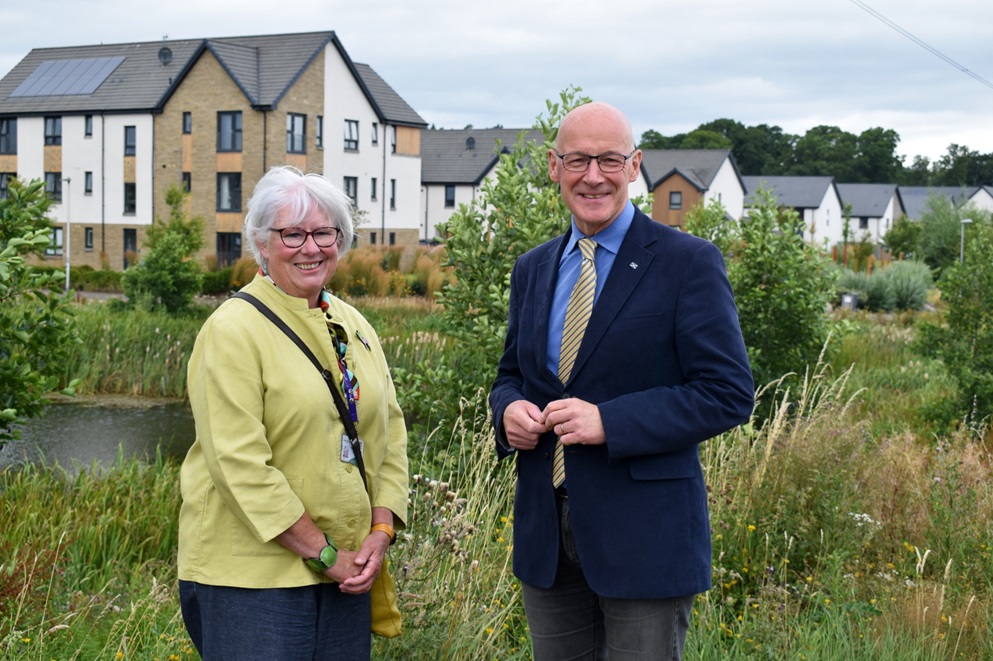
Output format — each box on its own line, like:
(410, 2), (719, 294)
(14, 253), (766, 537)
(0, 31), (426, 272)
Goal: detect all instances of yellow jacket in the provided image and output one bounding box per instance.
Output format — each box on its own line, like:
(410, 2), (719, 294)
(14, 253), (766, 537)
(179, 275), (408, 588)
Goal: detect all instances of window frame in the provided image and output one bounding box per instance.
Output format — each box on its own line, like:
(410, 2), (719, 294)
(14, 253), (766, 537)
(286, 113), (306, 154)
(182, 111), (192, 134)
(316, 115), (323, 150)
(216, 172), (243, 212)
(343, 176), (358, 203)
(669, 191), (682, 210)
(0, 173), (12, 199)
(444, 185), (456, 208)
(45, 172), (62, 202)
(216, 111), (243, 152)
(0, 118), (14, 154)
(84, 115), (93, 138)
(45, 226), (63, 257)
(44, 116), (62, 146)
(123, 182), (136, 214)
(344, 119), (359, 151)
(124, 126), (136, 156)
(84, 227), (94, 251)
(370, 177), (377, 201)
(371, 122), (379, 145)
(84, 171), (93, 194)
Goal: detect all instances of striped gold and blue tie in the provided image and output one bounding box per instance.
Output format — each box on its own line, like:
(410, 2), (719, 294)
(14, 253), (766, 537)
(552, 237), (597, 489)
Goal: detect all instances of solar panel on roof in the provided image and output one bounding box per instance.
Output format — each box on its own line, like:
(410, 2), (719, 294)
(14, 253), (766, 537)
(10, 57), (125, 98)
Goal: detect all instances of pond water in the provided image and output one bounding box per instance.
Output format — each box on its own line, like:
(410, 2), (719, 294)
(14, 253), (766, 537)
(0, 396), (195, 471)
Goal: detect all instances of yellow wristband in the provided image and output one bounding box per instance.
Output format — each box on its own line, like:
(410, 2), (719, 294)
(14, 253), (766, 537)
(370, 522), (396, 545)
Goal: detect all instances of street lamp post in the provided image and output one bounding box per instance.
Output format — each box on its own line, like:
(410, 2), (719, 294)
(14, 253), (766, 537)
(960, 218), (973, 263)
(62, 177), (71, 292)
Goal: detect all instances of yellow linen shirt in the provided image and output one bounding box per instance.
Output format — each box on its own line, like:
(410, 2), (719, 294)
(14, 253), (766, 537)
(178, 275), (408, 588)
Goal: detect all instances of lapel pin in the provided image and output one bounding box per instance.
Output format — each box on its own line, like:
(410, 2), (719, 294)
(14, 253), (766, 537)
(629, 262), (639, 270)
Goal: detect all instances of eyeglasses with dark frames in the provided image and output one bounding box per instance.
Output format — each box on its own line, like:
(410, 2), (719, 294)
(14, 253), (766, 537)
(270, 226), (341, 248)
(554, 149), (637, 173)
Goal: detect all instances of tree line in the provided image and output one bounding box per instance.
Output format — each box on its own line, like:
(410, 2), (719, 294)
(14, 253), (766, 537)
(639, 118), (993, 187)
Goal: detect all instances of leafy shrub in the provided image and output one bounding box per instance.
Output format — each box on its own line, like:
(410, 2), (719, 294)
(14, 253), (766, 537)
(200, 266), (234, 294)
(880, 260), (932, 311)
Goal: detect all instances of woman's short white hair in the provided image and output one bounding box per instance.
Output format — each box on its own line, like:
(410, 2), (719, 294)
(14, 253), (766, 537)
(243, 165), (354, 267)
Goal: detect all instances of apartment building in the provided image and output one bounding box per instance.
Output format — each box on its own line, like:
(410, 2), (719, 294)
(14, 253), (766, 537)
(0, 31), (426, 271)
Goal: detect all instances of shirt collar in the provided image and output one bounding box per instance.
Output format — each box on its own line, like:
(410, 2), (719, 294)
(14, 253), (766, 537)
(565, 201), (635, 255)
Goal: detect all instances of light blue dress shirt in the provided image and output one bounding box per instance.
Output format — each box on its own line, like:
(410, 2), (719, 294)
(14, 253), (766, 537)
(546, 201), (636, 377)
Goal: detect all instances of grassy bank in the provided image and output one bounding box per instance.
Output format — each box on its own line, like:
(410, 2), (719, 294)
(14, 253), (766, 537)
(3, 301), (991, 659)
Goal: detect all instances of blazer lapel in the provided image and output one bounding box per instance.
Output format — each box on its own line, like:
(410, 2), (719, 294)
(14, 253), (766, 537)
(534, 235), (567, 385)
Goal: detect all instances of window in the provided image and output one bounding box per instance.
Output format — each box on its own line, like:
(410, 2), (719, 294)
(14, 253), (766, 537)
(124, 126), (136, 156)
(287, 113), (306, 154)
(445, 185), (456, 208)
(669, 191), (682, 210)
(123, 228), (137, 269)
(0, 119), (15, 154)
(217, 111), (242, 152)
(389, 232), (396, 246)
(182, 112), (192, 134)
(123, 183), (136, 214)
(371, 123), (378, 145)
(390, 179), (396, 210)
(370, 231), (377, 245)
(858, 218), (869, 230)
(343, 176), (358, 203)
(216, 232), (242, 268)
(182, 172), (191, 193)
(217, 173), (242, 212)
(0, 173), (12, 199)
(45, 172), (62, 201)
(84, 115), (93, 137)
(44, 116), (61, 145)
(390, 126), (396, 154)
(84, 227), (94, 250)
(370, 177), (377, 201)
(344, 120), (359, 151)
(46, 227), (63, 257)
(316, 116), (323, 149)
(84, 171), (93, 194)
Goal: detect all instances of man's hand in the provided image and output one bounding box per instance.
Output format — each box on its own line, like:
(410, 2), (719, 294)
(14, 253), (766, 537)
(542, 398), (605, 446)
(502, 399), (546, 450)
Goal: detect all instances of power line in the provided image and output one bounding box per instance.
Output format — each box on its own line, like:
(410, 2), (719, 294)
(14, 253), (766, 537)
(848, 0), (993, 92)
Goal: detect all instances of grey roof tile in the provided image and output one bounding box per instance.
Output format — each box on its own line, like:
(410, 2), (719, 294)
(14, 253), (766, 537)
(836, 183), (900, 218)
(421, 128), (545, 184)
(743, 175), (836, 208)
(353, 63), (426, 127)
(639, 149), (736, 190)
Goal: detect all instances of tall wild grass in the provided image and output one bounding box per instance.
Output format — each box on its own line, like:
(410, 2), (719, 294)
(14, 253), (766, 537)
(4, 302), (992, 659)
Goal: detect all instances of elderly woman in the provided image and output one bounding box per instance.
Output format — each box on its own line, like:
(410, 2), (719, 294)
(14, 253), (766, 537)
(178, 166), (408, 660)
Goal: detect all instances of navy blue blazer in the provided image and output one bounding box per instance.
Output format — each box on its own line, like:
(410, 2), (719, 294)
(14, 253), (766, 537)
(490, 209), (754, 599)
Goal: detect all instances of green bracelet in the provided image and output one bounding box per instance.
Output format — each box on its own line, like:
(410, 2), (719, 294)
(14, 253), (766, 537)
(305, 533), (338, 573)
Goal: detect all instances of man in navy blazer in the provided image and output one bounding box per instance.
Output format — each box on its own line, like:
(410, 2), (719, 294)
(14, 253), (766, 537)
(489, 102), (754, 660)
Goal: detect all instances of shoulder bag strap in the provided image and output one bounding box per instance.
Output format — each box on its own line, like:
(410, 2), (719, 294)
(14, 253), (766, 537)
(232, 291), (368, 489)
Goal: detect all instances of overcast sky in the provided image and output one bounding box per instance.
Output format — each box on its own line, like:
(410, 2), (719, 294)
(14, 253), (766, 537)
(3, 0), (991, 164)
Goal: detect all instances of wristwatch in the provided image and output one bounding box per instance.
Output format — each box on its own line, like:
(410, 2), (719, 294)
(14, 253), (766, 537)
(305, 533), (338, 573)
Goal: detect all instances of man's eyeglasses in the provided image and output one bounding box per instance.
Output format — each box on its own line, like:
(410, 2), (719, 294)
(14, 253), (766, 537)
(555, 150), (637, 173)
(270, 226), (341, 248)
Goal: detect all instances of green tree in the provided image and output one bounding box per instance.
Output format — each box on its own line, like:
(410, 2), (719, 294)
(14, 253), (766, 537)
(914, 213), (993, 429)
(0, 178), (77, 446)
(679, 129), (733, 150)
(788, 125), (859, 180)
(687, 188), (833, 391)
(853, 127), (903, 183)
(882, 215), (923, 259)
(393, 88), (591, 461)
(121, 186), (204, 313)
(638, 129), (673, 150)
(917, 194), (972, 280)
